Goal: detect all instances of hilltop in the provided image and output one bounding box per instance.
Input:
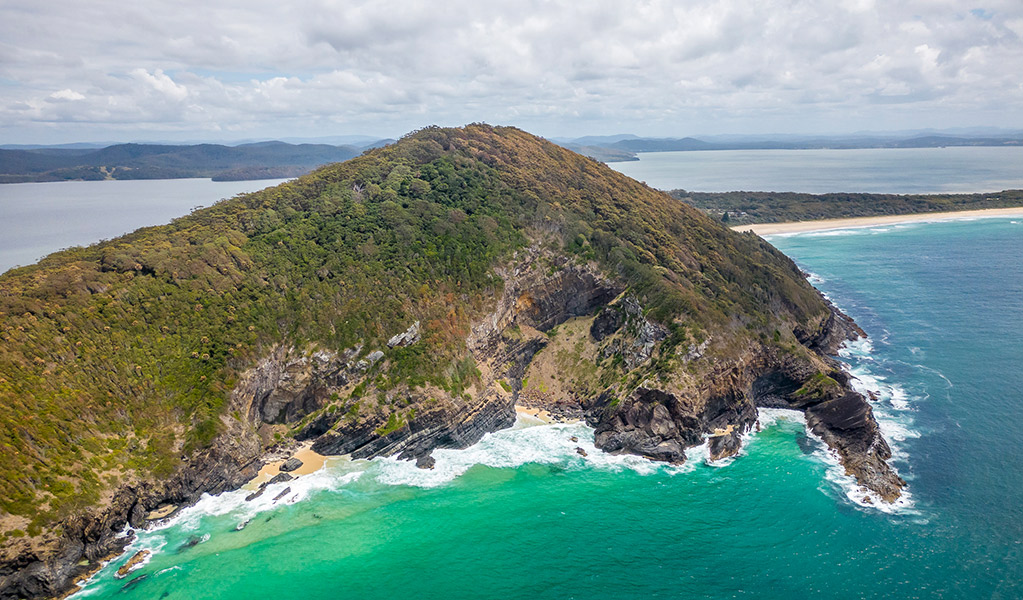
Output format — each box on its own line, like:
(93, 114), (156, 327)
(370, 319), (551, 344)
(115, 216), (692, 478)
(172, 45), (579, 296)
(0, 125), (902, 598)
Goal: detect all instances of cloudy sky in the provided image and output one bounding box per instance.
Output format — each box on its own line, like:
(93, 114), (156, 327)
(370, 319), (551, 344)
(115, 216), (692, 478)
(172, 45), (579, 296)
(2, 0), (1022, 144)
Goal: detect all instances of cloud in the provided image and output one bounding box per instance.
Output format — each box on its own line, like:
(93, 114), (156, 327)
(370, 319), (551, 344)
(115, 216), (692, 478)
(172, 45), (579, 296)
(47, 89), (85, 102)
(1, 0), (1022, 142)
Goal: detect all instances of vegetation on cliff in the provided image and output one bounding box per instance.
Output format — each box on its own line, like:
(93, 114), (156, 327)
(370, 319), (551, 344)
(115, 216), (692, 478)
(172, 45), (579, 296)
(0, 125), (832, 544)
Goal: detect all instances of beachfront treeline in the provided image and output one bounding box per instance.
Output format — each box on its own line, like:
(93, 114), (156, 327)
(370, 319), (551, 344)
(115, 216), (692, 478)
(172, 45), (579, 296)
(674, 189), (1023, 224)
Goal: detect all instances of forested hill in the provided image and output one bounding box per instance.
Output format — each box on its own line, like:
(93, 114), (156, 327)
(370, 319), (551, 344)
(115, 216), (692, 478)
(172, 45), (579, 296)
(673, 189), (1023, 225)
(0, 124), (825, 538)
(4, 125), (910, 600)
(0, 141), (366, 183)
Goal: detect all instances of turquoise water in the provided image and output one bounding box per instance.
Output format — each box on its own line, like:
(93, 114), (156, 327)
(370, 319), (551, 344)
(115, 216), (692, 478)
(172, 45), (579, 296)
(75, 217), (1023, 599)
(609, 146), (1023, 193)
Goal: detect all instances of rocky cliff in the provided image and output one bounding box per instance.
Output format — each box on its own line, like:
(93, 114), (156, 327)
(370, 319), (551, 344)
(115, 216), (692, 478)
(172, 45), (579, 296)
(0, 125), (903, 598)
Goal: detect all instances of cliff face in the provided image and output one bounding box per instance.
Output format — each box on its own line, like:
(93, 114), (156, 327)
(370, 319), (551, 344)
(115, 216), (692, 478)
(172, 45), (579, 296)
(0, 125), (903, 599)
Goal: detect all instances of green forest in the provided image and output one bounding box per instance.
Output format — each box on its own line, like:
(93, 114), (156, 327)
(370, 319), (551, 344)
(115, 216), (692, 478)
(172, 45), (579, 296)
(674, 189), (1023, 224)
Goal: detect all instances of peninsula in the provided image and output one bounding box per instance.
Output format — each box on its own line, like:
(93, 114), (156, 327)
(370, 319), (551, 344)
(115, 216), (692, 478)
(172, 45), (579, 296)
(0, 125), (902, 598)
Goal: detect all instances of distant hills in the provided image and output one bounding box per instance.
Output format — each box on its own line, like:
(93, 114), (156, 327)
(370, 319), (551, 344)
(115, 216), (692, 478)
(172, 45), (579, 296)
(555, 132), (1023, 162)
(0, 140), (389, 183)
(4, 130), (1022, 183)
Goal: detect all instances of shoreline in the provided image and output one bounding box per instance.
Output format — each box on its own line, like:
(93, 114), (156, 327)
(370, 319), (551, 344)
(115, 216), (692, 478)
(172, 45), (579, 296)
(514, 404), (580, 425)
(244, 441), (330, 489)
(731, 206), (1023, 236)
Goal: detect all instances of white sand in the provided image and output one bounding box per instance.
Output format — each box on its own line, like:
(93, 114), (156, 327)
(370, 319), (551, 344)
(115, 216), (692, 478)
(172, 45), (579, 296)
(731, 207), (1023, 236)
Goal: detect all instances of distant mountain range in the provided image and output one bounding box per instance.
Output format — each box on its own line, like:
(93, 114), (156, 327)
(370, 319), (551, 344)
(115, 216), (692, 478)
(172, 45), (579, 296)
(4, 130), (1022, 183)
(554, 132), (1023, 162)
(0, 140), (390, 183)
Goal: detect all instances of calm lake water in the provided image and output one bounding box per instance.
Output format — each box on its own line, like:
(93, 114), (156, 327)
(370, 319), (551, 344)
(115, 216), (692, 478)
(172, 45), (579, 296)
(0, 178), (288, 274)
(609, 146), (1023, 194)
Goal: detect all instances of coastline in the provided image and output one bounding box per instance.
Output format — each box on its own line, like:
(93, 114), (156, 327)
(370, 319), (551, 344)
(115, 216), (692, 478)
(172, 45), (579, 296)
(731, 206), (1023, 236)
(245, 441), (330, 489)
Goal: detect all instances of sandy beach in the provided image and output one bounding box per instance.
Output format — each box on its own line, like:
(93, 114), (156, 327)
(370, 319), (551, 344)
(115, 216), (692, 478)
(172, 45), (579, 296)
(515, 405), (555, 423)
(731, 207), (1023, 236)
(246, 441), (329, 488)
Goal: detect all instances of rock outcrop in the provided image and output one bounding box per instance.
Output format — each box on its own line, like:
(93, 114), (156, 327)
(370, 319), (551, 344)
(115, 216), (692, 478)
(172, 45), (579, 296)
(279, 458), (303, 473)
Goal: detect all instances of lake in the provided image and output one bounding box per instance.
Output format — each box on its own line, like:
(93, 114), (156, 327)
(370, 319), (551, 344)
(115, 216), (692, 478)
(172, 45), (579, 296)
(609, 146), (1023, 194)
(0, 178), (288, 274)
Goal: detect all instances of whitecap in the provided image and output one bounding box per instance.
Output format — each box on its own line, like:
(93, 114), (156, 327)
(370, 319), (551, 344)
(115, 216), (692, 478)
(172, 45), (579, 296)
(838, 335), (874, 359)
(804, 271), (826, 285)
(149, 464), (363, 534)
(888, 385), (911, 411)
(371, 418), (677, 488)
(802, 229), (867, 237)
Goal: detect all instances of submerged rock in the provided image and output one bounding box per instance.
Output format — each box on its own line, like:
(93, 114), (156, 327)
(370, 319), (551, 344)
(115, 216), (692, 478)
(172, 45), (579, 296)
(120, 574), (149, 592)
(177, 535), (206, 553)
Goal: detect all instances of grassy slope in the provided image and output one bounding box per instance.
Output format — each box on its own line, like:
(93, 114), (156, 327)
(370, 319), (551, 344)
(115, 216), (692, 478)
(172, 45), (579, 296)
(0, 125), (826, 540)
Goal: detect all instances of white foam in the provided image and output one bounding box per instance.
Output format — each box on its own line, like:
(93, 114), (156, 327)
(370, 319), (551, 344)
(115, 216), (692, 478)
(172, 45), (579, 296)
(838, 335), (874, 358)
(685, 440), (716, 466)
(149, 467), (363, 534)
(749, 406), (915, 513)
(757, 407), (808, 428)
(802, 229), (866, 237)
(371, 418), (677, 488)
(808, 428), (916, 514)
(829, 326), (924, 513)
(804, 271), (826, 285)
(888, 386), (911, 411)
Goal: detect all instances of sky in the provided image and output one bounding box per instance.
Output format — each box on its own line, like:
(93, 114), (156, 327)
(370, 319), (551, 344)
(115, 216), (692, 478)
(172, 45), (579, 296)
(2, 0), (1022, 144)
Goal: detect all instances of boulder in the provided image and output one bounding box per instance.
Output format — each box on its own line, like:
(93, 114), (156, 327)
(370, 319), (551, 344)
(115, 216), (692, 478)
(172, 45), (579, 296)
(279, 457), (303, 472)
(268, 472), (294, 484)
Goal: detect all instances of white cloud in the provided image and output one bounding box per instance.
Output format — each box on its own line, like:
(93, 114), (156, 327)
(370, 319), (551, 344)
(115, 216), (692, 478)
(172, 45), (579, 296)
(47, 89), (85, 102)
(0, 0), (1022, 142)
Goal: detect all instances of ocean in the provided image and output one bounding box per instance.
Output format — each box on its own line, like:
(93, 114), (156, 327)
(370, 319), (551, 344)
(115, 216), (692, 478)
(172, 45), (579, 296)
(71, 216), (1023, 599)
(0, 178), (288, 274)
(608, 146), (1023, 193)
